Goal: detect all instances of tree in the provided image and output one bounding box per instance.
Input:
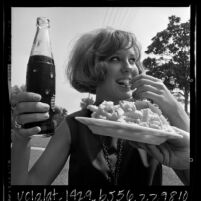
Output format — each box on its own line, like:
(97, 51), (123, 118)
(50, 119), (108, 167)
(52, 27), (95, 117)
(143, 15), (190, 113)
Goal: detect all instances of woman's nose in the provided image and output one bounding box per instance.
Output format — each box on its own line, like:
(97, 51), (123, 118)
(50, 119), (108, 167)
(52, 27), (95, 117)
(121, 61), (139, 77)
(121, 61), (133, 73)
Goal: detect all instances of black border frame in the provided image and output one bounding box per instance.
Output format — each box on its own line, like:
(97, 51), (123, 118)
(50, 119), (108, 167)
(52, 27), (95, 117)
(3, 1), (198, 200)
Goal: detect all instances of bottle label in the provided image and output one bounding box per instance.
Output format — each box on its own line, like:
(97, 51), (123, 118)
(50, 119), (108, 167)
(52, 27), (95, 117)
(51, 94), (55, 111)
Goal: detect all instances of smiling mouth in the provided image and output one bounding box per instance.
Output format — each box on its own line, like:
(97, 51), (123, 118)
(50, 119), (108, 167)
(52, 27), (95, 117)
(116, 79), (132, 88)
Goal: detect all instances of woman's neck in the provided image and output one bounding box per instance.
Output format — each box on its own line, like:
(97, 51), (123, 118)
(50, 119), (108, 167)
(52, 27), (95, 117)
(95, 94), (120, 106)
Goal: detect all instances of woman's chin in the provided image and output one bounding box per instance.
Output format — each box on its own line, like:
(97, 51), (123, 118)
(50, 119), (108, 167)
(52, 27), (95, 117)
(97, 90), (133, 103)
(116, 91), (133, 101)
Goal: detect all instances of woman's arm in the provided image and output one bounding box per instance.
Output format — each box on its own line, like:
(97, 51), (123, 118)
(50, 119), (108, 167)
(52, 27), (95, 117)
(11, 119), (71, 185)
(11, 135), (32, 185)
(27, 119), (71, 185)
(11, 92), (43, 185)
(131, 74), (190, 185)
(11, 92), (71, 185)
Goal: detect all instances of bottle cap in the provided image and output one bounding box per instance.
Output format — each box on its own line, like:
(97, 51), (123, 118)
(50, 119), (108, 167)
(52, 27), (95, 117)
(37, 17), (50, 28)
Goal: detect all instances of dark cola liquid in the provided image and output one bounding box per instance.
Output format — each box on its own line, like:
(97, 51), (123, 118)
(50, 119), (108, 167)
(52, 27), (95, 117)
(24, 55), (55, 136)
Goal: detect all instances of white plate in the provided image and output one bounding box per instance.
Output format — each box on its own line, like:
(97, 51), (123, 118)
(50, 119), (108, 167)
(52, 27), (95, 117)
(75, 117), (183, 145)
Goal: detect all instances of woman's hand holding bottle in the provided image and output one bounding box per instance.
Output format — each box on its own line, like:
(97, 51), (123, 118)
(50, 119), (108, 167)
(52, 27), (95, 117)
(11, 92), (50, 140)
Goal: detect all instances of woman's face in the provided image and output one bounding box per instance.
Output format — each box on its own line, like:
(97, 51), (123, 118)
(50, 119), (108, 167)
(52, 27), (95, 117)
(96, 48), (140, 103)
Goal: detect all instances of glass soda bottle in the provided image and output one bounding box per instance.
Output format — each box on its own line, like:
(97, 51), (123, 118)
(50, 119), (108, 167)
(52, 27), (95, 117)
(24, 17), (56, 136)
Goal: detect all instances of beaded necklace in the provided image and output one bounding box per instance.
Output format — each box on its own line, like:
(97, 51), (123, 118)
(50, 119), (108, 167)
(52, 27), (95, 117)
(102, 137), (124, 185)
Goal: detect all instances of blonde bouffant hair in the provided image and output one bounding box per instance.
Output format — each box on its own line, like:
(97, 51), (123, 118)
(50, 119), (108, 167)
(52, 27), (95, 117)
(66, 27), (144, 94)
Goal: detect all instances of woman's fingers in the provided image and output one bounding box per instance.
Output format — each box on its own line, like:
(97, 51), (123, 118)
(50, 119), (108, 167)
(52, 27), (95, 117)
(165, 127), (190, 148)
(14, 102), (50, 115)
(11, 92), (41, 106)
(144, 144), (163, 163)
(139, 143), (170, 166)
(15, 112), (50, 125)
(133, 84), (162, 96)
(131, 74), (167, 102)
(130, 141), (170, 166)
(134, 141), (189, 169)
(132, 74), (165, 96)
(134, 91), (162, 102)
(17, 127), (41, 136)
(149, 144), (173, 166)
(12, 126), (42, 140)
(132, 78), (164, 91)
(171, 126), (190, 136)
(132, 73), (161, 83)
(11, 92), (50, 126)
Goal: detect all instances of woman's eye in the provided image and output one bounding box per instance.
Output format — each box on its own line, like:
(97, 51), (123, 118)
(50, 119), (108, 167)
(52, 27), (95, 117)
(129, 58), (136, 64)
(109, 56), (120, 62)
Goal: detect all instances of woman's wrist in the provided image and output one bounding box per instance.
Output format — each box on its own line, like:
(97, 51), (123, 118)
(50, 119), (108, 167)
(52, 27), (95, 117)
(11, 130), (31, 144)
(168, 102), (190, 132)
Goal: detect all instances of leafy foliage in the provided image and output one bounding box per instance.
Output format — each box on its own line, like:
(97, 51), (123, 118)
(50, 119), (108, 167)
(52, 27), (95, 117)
(143, 15), (190, 112)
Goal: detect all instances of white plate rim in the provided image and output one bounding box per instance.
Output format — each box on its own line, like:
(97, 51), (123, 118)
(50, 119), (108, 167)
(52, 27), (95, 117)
(75, 117), (183, 138)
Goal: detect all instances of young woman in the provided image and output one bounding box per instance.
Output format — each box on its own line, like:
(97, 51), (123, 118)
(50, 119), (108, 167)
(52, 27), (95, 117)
(11, 27), (190, 186)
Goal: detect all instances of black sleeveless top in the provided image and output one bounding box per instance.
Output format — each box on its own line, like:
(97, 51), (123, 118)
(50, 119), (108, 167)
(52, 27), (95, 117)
(66, 109), (162, 186)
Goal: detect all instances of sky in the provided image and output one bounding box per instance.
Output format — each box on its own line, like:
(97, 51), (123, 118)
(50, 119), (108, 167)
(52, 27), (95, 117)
(11, 7), (190, 113)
